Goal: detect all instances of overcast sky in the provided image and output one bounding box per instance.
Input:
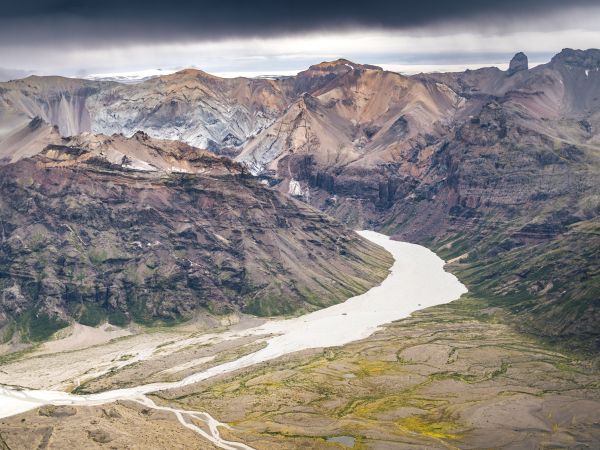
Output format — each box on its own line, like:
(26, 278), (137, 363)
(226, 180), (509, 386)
(1, 0), (599, 79)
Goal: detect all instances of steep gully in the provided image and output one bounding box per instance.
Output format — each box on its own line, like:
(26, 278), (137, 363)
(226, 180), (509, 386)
(0, 231), (467, 449)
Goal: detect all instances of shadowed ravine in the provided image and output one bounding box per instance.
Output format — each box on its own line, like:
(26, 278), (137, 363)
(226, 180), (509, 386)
(0, 231), (467, 449)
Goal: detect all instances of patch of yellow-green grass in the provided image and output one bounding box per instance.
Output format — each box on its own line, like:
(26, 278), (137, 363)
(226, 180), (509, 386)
(208, 377), (246, 397)
(396, 412), (462, 440)
(339, 393), (444, 419)
(354, 359), (400, 377)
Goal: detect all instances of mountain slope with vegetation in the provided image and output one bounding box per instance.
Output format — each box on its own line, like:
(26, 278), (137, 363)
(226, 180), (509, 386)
(0, 133), (392, 344)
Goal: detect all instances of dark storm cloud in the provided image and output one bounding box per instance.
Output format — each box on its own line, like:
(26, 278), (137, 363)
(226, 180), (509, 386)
(1, 0), (598, 45)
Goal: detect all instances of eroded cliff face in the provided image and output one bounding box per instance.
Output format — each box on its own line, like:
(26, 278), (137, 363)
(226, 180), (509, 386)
(0, 76), (111, 138)
(0, 70), (289, 155)
(0, 134), (392, 342)
(86, 69), (291, 152)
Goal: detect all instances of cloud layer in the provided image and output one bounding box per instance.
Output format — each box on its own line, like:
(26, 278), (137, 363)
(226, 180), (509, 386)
(1, 1), (599, 77)
(2, 0), (599, 44)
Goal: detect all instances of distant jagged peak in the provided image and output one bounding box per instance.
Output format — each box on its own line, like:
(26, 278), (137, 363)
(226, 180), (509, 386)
(307, 58), (383, 73)
(1, 74), (99, 92)
(507, 52), (528, 75)
(551, 48), (600, 69)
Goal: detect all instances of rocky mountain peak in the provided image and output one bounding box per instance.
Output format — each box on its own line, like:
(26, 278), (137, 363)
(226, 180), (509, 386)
(551, 48), (600, 69)
(507, 52), (528, 75)
(159, 68), (221, 82)
(307, 59), (383, 73)
(132, 130), (150, 141)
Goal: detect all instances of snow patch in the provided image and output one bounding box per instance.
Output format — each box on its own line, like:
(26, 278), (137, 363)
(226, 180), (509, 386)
(169, 167), (193, 173)
(86, 68), (179, 84)
(288, 179), (305, 197)
(244, 161), (264, 176)
(124, 159), (157, 171)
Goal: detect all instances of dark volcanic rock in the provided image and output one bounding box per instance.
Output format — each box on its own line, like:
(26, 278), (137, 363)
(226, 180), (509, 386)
(508, 52), (528, 75)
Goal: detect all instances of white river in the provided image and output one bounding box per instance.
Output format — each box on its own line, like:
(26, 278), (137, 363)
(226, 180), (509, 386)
(0, 231), (467, 449)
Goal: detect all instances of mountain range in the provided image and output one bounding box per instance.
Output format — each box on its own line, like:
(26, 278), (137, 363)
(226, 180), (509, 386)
(0, 48), (598, 349)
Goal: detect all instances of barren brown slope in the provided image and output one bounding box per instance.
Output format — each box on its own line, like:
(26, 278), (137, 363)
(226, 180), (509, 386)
(237, 59), (462, 184)
(0, 117), (61, 164)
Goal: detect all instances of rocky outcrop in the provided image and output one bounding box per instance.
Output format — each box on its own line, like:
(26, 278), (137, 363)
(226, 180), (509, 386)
(507, 52), (528, 75)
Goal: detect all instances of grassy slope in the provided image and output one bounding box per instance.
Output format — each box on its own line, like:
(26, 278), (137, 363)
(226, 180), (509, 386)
(154, 297), (600, 449)
(433, 218), (600, 352)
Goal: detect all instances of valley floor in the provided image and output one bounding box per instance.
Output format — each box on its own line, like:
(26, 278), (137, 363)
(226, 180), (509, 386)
(0, 233), (598, 449)
(2, 298), (599, 449)
(157, 297), (600, 449)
